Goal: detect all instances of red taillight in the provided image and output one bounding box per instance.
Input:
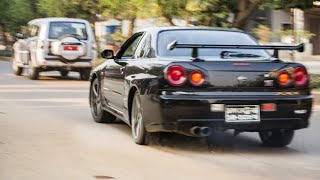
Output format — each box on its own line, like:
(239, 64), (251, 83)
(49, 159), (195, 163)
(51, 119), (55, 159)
(293, 67), (308, 86)
(277, 71), (291, 87)
(166, 65), (187, 86)
(190, 70), (205, 86)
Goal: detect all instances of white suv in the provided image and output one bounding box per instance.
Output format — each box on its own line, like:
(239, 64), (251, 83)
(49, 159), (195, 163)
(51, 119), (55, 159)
(12, 18), (97, 80)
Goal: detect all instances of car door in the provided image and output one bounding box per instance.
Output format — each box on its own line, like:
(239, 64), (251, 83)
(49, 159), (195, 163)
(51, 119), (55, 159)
(103, 32), (144, 114)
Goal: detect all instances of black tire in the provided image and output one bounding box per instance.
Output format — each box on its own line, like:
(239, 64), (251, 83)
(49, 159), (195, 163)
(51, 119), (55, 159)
(27, 59), (39, 80)
(60, 70), (69, 77)
(12, 56), (23, 76)
(131, 92), (150, 145)
(259, 130), (294, 147)
(90, 78), (116, 123)
(80, 69), (91, 81)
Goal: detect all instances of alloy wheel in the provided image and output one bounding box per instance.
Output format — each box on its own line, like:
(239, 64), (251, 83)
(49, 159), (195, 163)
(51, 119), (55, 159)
(90, 80), (102, 118)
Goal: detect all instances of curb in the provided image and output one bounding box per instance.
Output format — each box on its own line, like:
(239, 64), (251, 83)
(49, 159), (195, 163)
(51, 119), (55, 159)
(0, 56), (12, 62)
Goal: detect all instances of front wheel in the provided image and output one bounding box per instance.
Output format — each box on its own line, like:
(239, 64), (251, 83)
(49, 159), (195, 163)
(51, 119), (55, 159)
(259, 130), (294, 147)
(12, 57), (23, 76)
(90, 78), (116, 123)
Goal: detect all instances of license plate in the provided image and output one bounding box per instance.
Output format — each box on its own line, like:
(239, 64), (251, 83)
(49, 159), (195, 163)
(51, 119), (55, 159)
(225, 105), (260, 123)
(63, 45), (78, 51)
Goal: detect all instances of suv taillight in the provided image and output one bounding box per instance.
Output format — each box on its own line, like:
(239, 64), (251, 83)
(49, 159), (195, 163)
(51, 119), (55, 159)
(166, 65), (187, 86)
(293, 67), (308, 86)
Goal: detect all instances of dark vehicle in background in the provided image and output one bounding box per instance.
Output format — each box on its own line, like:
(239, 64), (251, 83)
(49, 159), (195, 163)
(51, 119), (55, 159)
(89, 27), (312, 146)
(12, 18), (97, 80)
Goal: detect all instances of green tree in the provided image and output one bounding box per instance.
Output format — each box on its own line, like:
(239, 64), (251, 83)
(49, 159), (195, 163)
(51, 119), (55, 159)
(0, 0), (35, 48)
(100, 0), (150, 36)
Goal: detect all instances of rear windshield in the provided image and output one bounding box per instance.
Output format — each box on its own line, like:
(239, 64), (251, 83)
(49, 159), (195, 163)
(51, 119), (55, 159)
(158, 30), (271, 60)
(49, 22), (88, 40)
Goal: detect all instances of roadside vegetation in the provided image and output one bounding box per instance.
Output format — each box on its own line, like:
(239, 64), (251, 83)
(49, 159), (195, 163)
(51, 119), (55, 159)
(0, 50), (12, 57)
(311, 74), (320, 89)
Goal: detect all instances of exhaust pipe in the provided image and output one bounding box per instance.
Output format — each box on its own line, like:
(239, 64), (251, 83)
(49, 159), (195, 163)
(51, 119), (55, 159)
(190, 126), (201, 136)
(200, 127), (212, 136)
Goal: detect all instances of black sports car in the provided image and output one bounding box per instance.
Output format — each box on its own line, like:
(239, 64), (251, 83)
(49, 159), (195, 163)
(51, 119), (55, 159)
(89, 27), (312, 146)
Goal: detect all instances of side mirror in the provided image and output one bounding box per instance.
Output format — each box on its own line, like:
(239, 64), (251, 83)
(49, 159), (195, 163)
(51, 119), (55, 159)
(15, 33), (24, 39)
(101, 49), (115, 59)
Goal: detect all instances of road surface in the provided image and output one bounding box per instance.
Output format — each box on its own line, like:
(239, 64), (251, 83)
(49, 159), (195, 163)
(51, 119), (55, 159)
(0, 60), (320, 180)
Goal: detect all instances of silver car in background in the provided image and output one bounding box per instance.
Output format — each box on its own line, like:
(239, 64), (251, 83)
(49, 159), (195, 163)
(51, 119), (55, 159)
(12, 18), (97, 80)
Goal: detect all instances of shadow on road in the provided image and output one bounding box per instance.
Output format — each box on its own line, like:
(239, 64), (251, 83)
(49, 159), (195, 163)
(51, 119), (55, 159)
(106, 121), (301, 155)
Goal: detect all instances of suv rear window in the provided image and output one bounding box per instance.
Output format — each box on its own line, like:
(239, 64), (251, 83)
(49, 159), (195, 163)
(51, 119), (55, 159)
(49, 22), (88, 40)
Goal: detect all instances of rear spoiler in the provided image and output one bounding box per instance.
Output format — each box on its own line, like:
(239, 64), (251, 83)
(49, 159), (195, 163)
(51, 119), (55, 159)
(167, 40), (304, 59)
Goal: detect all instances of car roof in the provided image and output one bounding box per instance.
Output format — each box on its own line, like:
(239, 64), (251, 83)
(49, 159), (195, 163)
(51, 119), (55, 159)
(28, 18), (89, 25)
(137, 26), (245, 34)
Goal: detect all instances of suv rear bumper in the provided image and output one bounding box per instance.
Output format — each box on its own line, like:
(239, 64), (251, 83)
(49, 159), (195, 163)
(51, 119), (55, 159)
(142, 91), (313, 134)
(36, 58), (93, 69)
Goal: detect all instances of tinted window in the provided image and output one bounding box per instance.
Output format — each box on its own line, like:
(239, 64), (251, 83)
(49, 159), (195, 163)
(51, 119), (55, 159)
(49, 22), (88, 40)
(122, 34), (143, 59)
(158, 30), (270, 60)
(28, 25), (40, 37)
(134, 34), (153, 59)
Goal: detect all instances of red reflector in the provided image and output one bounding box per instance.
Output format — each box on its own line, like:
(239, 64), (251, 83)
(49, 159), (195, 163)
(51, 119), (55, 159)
(261, 103), (276, 111)
(63, 45), (78, 51)
(232, 62), (250, 66)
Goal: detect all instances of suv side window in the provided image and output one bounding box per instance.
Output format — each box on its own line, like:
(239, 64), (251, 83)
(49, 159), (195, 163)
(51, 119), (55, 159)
(28, 25), (40, 37)
(121, 33), (144, 59)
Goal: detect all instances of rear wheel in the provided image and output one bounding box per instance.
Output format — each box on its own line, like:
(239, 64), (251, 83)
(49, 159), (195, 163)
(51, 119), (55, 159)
(90, 78), (116, 123)
(12, 56), (23, 76)
(259, 129), (294, 147)
(60, 70), (69, 77)
(27, 59), (39, 80)
(80, 69), (91, 81)
(131, 92), (150, 145)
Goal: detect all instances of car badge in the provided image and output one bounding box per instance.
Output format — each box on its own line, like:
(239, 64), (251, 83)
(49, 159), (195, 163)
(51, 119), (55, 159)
(237, 76), (248, 82)
(264, 80), (274, 86)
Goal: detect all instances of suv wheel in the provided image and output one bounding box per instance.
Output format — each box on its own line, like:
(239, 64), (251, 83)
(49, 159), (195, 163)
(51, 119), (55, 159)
(12, 56), (23, 76)
(90, 78), (116, 123)
(60, 70), (69, 77)
(80, 69), (90, 81)
(259, 129), (294, 147)
(27, 60), (39, 80)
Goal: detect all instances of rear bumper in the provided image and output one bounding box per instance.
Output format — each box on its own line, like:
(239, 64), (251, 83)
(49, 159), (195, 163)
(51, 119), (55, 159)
(34, 57), (93, 71)
(142, 91), (313, 133)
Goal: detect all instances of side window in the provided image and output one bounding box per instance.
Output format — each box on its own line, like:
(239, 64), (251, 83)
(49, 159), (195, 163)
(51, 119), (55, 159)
(122, 34), (143, 59)
(134, 34), (152, 59)
(29, 25), (40, 37)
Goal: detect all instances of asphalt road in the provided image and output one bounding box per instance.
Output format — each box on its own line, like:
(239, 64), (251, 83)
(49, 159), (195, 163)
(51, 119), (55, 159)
(0, 60), (320, 180)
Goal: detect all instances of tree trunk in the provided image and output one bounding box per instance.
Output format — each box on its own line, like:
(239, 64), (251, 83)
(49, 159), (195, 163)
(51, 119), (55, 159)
(232, 0), (264, 29)
(0, 25), (9, 50)
(184, 13), (190, 26)
(163, 14), (175, 26)
(128, 15), (136, 37)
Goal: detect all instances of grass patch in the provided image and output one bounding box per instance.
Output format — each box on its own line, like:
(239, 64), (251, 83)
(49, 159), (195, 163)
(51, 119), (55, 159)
(311, 74), (320, 89)
(94, 58), (106, 67)
(0, 50), (12, 57)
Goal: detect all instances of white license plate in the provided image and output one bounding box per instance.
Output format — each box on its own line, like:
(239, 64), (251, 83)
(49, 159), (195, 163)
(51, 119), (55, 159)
(225, 105), (260, 123)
